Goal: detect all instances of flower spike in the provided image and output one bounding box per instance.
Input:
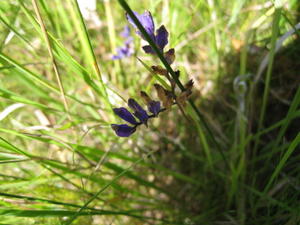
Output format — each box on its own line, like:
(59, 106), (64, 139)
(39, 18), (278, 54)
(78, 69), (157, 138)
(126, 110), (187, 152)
(110, 10), (192, 138)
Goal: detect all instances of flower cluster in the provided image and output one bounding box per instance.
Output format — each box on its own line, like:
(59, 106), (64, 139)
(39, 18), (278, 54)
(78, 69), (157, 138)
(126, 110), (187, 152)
(112, 25), (134, 60)
(126, 11), (175, 64)
(111, 10), (193, 137)
(111, 96), (161, 137)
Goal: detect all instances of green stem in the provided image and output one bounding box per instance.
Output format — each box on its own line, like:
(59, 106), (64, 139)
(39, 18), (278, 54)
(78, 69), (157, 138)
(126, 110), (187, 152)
(254, 7), (282, 152)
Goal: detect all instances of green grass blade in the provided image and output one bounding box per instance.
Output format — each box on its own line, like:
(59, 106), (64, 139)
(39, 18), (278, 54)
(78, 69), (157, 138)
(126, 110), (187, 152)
(264, 132), (300, 192)
(256, 7), (282, 142)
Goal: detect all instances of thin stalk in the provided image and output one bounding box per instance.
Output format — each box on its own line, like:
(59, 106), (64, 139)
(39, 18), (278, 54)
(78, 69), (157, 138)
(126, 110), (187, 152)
(104, 0), (117, 54)
(117, 0), (228, 168)
(263, 132), (300, 193)
(31, 0), (70, 119)
(235, 31), (251, 224)
(254, 7), (282, 152)
(104, 0), (118, 83)
(69, 0), (111, 109)
(0, 192), (101, 211)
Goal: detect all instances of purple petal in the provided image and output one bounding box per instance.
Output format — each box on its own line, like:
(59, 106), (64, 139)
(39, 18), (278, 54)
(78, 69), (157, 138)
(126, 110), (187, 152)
(155, 25), (168, 50)
(112, 43), (133, 60)
(120, 25), (131, 38)
(111, 124), (136, 137)
(112, 54), (121, 60)
(112, 48), (125, 60)
(142, 45), (155, 54)
(148, 101), (161, 116)
(113, 107), (138, 125)
(124, 37), (133, 45)
(128, 98), (149, 124)
(126, 11), (155, 41)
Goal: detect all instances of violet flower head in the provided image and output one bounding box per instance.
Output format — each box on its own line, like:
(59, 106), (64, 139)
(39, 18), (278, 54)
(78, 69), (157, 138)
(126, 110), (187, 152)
(142, 25), (168, 54)
(120, 25), (131, 38)
(112, 42), (133, 60)
(112, 25), (134, 60)
(126, 11), (155, 41)
(140, 91), (161, 116)
(113, 107), (138, 125)
(111, 98), (149, 138)
(148, 100), (161, 116)
(111, 124), (136, 137)
(111, 106), (139, 138)
(128, 98), (149, 125)
(111, 96), (163, 137)
(126, 11), (169, 54)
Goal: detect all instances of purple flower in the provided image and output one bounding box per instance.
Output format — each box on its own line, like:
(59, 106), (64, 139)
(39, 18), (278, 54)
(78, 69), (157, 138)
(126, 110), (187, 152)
(113, 107), (138, 125)
(111, 124), (136, 137)
(148, 101), (161, 116)
(112, 26), (134, 60)
(120, 25), (131, 38)
(112, 42), (133, 60)
(142, 25), (168, 54)
(112, 106), (138, 138)
(126, 11), (169, 54)
(126, 11), (155, 41)
(128, 98), (149, 125)
(111, 97), (162, 138)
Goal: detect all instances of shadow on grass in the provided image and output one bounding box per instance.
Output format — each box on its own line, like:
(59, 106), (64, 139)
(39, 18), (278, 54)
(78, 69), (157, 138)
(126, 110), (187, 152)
(152, 34), (300, 224)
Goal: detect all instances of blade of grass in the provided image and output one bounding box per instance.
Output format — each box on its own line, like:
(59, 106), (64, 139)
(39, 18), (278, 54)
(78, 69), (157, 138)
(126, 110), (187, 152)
(0, 192), (103, 212)
(0, 87), (61, 111)
(263, 132), (300, 193)
(18, 0), (105, 110)
(253, 6), (282, 152)
(67, 0), (111, 110)
(0, 53), (58, 93)
(0, 209), (160, 221)
(1, 127), (200, 186)
(0, 129), (168, 201)
(271, 86), (300, 153)
(0, 11), (36, 53)
(64, 149), (158, 225)
(31, 0), (70, 118)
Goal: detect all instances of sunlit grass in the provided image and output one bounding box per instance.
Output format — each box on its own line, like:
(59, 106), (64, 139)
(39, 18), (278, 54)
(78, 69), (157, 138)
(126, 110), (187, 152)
(0, 0), (299, 224)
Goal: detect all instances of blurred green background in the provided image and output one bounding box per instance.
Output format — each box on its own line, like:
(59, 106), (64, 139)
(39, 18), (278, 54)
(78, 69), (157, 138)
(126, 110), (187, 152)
(0, 0), (299, 224)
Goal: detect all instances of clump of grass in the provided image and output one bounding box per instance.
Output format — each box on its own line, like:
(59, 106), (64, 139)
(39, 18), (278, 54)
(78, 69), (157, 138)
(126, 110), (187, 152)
(0, 0), (299, 224)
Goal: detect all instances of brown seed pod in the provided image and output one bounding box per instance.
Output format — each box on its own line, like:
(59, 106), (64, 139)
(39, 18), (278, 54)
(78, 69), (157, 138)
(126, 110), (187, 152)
(164, 90), (174, 109)
(164, 48), (175, 65)
(154, 84), (167, 103)
(140, 91), (152, 105)
(151, 65), (168, 76)
(184, 79), (194, 91)
(176, 89), (192, 107)
(154, 84), (173, 109)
